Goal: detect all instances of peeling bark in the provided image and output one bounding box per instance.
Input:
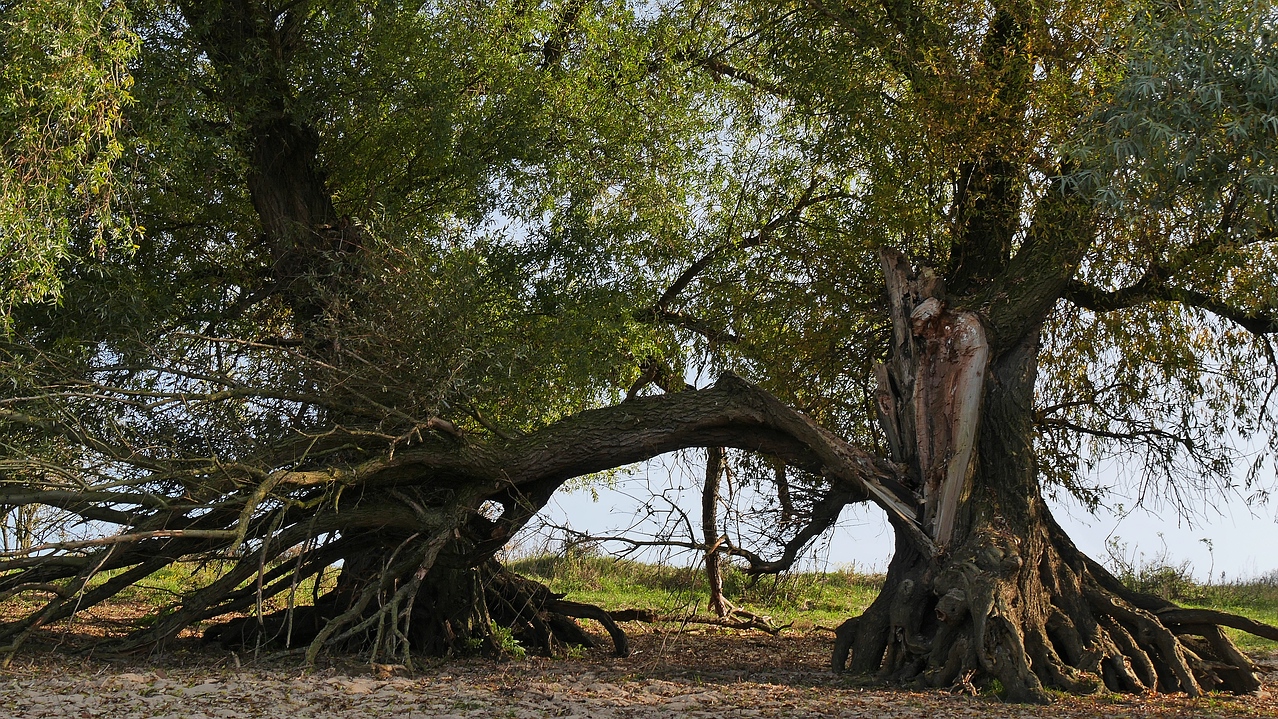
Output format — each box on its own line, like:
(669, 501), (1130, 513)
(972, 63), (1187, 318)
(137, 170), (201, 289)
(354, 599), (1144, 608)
(908, 298), (989, 546)
(875, 248), (989, 547)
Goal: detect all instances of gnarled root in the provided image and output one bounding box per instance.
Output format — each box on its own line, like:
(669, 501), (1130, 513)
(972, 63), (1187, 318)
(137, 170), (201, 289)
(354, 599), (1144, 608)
(832, 523), (1275, 703)
(480, 560), (630, 657)
(204, 556), (628, 662)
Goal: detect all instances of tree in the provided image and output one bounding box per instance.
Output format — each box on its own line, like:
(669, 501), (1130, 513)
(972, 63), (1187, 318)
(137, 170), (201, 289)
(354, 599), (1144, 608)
(0, 0), (138, 326)
(681, 0), (1278, 701)
(1, 0), (1277, 704)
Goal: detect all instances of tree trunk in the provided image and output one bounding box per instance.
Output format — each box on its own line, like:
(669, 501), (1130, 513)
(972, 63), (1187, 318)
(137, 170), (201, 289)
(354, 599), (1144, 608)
(202, 497), (628, 664)
(11, 373), (899, 663)
(703, 447), (732, 618)
(833, 250), (1267, 702)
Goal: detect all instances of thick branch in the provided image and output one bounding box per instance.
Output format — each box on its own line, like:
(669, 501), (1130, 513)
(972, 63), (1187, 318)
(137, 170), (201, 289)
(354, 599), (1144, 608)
(650, 179), (841, 312)
(641, 308), (742, 344)
(702, 447), (730, 617)
(1064, 280), (1278, 335)
(697, 56), (786, 96)
(972, 172), (1096, 353)
(492, 374), (928, 549)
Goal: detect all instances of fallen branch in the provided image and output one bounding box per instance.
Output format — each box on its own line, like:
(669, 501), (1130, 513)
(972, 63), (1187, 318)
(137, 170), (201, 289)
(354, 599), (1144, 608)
(0, 530), (238, 558)
(610, 607), (788, 635)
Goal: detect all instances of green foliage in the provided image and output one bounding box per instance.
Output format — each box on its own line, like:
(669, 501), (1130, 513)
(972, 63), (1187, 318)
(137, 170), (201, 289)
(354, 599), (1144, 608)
(1106, 536), (1205, 602)
(1084, 0), (1278, 208)
(1031, 0), (1278, 509)
(6, 0), (1273, 497)
(488, 621), (526, 660)
(0, 1), (1275, 657)
(5, 0), (727, 431)
(0, 0), (139, 326)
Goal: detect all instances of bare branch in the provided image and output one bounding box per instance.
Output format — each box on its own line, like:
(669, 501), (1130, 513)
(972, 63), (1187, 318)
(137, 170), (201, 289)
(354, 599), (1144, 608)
(0, 530), (239, 559)
(1064, 279), (1278, 335)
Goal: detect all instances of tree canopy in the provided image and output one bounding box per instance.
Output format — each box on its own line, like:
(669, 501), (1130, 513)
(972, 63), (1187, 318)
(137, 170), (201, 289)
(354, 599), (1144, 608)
(1, 0), (137, 323)
(1, 0), (1277, 701)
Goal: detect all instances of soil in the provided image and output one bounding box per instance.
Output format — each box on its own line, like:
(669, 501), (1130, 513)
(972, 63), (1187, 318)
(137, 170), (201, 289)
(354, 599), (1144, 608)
(1, 616), (1276, 718)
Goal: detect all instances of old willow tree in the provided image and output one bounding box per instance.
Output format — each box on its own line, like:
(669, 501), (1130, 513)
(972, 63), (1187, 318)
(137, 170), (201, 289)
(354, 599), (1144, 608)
(2, 0), (1277, 703)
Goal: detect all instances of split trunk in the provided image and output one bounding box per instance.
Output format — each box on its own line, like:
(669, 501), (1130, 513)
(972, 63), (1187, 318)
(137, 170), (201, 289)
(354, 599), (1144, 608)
(832, 251), (1270, 702)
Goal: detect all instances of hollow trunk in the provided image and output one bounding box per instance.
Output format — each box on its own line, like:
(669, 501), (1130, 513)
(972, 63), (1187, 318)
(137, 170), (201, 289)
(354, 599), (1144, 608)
(832, 251), (1266, 702)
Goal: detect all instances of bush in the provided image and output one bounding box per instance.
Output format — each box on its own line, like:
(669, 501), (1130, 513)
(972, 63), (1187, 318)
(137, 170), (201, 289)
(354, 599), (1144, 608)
(1105, 536), (1205, 603)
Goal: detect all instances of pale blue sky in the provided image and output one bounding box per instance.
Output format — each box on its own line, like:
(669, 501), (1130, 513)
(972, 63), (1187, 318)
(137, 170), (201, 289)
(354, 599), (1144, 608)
(529, 454), (1278, 582)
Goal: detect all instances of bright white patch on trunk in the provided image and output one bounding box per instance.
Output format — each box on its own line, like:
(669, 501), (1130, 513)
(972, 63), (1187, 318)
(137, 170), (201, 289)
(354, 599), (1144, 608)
(875, 248), (990, 548)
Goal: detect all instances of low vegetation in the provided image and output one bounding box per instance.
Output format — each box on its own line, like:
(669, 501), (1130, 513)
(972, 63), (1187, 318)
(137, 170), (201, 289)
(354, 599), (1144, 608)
(1108, 557), (1278, 652)
(3, 549), (1273, 660)
(510, 550), (1278, 653)
(509, 551), (885, 629)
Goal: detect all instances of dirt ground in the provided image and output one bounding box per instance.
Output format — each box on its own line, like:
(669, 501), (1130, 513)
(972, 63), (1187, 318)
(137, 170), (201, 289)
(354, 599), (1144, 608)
(2, 622), (1277, 718)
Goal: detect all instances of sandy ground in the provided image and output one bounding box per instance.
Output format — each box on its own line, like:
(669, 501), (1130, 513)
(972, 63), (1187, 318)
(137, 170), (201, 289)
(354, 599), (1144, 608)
(2, 630), (1276, 718)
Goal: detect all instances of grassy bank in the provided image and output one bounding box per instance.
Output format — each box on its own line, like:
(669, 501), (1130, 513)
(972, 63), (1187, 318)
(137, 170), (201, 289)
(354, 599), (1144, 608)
(4, 550), (1273, 653)
(511, 551), (1278, 651)
(1113, 561), (1278, 651)
(509, 551), (882, 628)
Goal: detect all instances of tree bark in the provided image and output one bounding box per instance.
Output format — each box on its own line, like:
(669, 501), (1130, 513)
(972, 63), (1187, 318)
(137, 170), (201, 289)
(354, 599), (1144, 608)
(834, 250), (1270, 702)
(4, 373), (901, 663)
(703, 447), (732, 618)
(178, 1), (364, 339)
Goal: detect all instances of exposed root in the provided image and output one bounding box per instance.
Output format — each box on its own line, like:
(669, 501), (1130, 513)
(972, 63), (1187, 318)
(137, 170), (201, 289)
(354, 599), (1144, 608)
(482, 561), (631, 657)
(831, 523), (1277, 702)
(614, 607), (786, 635)
(202, 556), (629, 663)
(0, 373), (911, 666)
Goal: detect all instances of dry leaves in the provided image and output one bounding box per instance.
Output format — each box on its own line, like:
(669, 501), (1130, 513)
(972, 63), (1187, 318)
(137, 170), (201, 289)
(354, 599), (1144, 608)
(0, 628), (1274, 718)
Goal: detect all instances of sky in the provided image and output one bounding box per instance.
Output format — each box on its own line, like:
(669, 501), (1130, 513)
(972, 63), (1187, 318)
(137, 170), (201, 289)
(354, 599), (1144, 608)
(524, 452), (1278, 582)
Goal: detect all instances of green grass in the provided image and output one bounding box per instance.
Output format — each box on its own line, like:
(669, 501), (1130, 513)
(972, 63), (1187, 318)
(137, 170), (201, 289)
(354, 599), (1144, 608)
(1185, 583), (1278, 651)
(104, 559), (338, 612)
(512, 551), (1278, 651)
(7, 548), (1275, 654)
(507, 551), (883, 627)
(1113, 561), (1278, 651)
(1, 558), (339, 625)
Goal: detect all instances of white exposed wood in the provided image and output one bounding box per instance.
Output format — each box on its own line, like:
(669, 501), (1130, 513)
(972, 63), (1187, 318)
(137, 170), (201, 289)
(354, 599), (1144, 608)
(932, 311), (989, 546)
(874, 247), (989, 548)
(910, 304), (989, 546)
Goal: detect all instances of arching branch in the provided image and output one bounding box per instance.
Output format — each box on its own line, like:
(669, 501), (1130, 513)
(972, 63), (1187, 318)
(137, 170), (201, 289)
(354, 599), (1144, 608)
(0, 373), (928, 655)
(1064, 279), (1278, 335)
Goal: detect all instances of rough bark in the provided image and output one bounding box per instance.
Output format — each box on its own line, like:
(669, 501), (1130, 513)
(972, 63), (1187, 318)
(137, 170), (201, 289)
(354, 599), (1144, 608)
(0, 373), (912, 664)
(177, 1), (364, 336)
(833, 250), (1273, 702)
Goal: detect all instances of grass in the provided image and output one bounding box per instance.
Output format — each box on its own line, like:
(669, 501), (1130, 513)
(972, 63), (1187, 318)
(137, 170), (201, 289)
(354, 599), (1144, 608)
(507, 550), (884, 627)
(512, 549), (1278, 651)
(4, 547), (1275, 653)
(99, 559), (339, 614)
(1111, 559), (1278, 651)
(0, 557), (339, 632)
